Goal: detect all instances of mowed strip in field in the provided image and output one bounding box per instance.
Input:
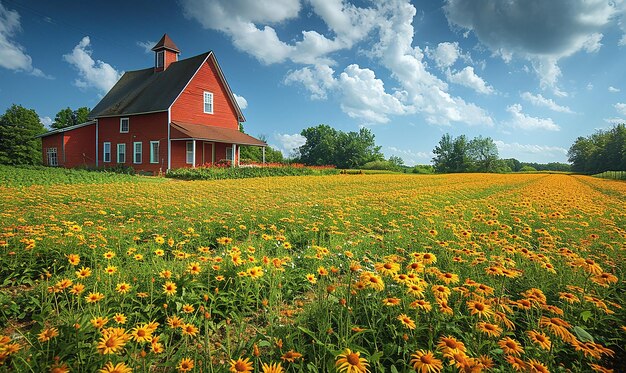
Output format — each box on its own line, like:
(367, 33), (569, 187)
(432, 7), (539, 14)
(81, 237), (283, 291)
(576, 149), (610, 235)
(1, 173), (625, 372)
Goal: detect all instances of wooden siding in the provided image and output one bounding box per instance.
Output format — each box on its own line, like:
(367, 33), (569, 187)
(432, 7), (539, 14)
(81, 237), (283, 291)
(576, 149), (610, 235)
(97, 112), (168, 174)
(63, 124), (96, 167)
(171, 58), (239, 129)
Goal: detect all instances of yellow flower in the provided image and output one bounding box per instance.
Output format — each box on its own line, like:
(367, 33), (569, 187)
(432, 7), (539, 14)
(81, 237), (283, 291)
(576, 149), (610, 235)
(99, 362), (132, 373)
(335, 348), (370, 373)
(261, 362), (285, 373)
(38, 327), (59, 342)
(177, 357), (194, 372)
(67, 254), (80, 266)
(397, 314), (416, 330)
(104, 266), (117, 275)
(410, 349), (443, 373)
(115, 282), (131, 294)
(163, 281), (177, 296)
(91, 316), (109, 329)
(130, 324), (153, 343)
(229, 357), (253, 372)
(75, 266), (92, 279)
(85, 292), (105, 303)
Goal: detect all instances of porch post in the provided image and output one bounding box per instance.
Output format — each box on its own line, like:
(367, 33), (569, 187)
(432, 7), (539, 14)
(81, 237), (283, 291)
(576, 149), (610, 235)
(262, 146), (266, 165)
(237, 145), (240, 167)
(192, 139), (196, 168)
(231, 143), (236, 168)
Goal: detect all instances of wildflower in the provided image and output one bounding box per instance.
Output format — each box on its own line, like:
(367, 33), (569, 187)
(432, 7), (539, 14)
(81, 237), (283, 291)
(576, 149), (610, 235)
(280, 350), (303, 363)
(115, 282), (131, 294)
(177, 357), (195, 372)
(248, 266), (264, 278)
(67, 254), (80, 266)
(38, 327), (59, 342)
(467, 300), (494, 319)
(410, 349), (443, 373)
(75, 266), (92, 279)
(155, 235), (165, 245)
(306, 273), (317, 284)
(335, 348), (370, 373)
(526, 358), (550, 373)
(229, 357), (253, 372)
(397, 314), (416, 330)
(182, 304), (195, 313)
(526, 330), (551, 350)
(69, 283), (85, 295)
(181, 323), (199, 337)
(130, 324), (153, 343)
(97, 327), (130, 354)
(410, 299), (432, 311)
(498, 337), (524, 356)
(261, 362), (285, 373)
(99, 362), (132, 373)
(439, 272), (459, 284)
(476, 322), (502, 337)
(539, 316), (575, 343)
(91, 316), (109, 329)
(159, 270), (172, 279)
(163, 281), (177, 296)
(436, 335), (466, 356)
(505, 355), (527, 371)
(382, 297), (401, 306)
(187, 262), (202, 275)
(113, 313), (127, 324)
(375, 261), (400, 276)
(104, 266), (117, 275)
(167, 316), (184, 329)
(103, 251), (115, 259)
(85, 292), (105, 303)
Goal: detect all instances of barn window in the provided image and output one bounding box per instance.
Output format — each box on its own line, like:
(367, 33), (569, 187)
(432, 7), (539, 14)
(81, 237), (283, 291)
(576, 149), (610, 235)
(186, 141), (193, 164)
(156, 51), (164, 68)
(134, 142), (142, 164)
(150, 141), (159, 164)
(117, 143), (126, 163)
(226, 147), (233, 161)
(203, 91), (213, 114)
(46, 148), (58, 166)
(120, 118), (129, 133)
(103, 142), (111, 163)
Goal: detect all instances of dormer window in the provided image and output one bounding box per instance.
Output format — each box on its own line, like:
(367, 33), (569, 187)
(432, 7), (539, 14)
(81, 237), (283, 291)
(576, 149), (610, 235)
(204, 92), (213, 114)
(156, 51), (164, 68)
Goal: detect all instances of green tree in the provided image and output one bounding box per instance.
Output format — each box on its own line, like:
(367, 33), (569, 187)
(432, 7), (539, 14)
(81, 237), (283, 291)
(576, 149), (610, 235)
(297, 124), (339, 166)
(388, 155), (404, 168)
(52, 106), (91, 129)
(0, 104), (46, 165)
(433, 133), (501, 173)
(468, 136), (499, 172)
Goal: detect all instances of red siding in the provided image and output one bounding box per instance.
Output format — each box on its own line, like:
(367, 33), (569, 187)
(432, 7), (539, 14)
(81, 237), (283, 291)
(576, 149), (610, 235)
(42, 134), (64, 166)
(169, 140), (238, 169)
(171, 57), (239, 129)
(63, 124), (96, 167)
(97, 112), (168, 174)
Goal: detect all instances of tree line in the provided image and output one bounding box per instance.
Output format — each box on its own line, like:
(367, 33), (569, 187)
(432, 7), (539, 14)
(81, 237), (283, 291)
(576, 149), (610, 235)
(568, 124), (626, 174)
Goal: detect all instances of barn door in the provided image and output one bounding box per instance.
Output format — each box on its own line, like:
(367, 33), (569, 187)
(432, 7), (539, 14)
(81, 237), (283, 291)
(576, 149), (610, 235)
(202, 142), (214, 165)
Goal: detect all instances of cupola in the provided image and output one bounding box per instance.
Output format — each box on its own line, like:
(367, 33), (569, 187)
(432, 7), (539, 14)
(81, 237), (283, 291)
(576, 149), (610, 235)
(151, 34), (180, 72)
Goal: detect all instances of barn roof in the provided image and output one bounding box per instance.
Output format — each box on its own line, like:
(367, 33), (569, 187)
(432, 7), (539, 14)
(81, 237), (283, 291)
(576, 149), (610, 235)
(170, 121), (267, 147)
(152, 34), (179, 53)
(88, 52), (245, 122)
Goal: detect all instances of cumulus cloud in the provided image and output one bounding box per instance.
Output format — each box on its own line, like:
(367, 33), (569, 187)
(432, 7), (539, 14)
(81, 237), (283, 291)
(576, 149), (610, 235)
(233, 94), (248, 109)
(520, 92), (574, 113)
(284, 64), (337, 100)
(0, 3), (51, 78)
(426, 42), (461, 69)
(446, 66), (494, 94)
(604, 117), (626, 124)
(39, 116), (52, 129)
(609, 86), (621, 92)
(137, 40), (156, 53)
(444, 0), (617, 93)
(494, 140), (567, 160)
(273, 133), (306, 156)
(615, 102), (626, 116)
(505, 104), (560, 131)
(63, 36), (122, 93)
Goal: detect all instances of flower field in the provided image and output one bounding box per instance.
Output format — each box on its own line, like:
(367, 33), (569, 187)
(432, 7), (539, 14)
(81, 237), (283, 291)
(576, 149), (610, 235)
(1, 171), (625, 372)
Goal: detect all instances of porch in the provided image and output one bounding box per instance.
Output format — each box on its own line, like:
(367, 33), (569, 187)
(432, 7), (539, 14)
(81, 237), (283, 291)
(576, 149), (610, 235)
(169, 121), (267, 169)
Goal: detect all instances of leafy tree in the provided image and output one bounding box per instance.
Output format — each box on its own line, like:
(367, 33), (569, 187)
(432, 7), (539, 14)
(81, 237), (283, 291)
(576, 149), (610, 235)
(388, 155), (404, 168)
(568, 124), (626, 173)
(298, 124), (339, 166)
(432, 133), (500, 173)
(0, 104), (46, 165)
(468, 136), (499, 172)
(52, 106), (91, 129)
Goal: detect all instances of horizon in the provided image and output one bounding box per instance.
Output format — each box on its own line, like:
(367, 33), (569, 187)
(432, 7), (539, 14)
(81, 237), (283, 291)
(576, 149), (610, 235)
(1, 0), (625, 165)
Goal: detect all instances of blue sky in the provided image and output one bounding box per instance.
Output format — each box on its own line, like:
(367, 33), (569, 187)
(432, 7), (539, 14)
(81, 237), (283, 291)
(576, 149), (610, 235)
(1, 0), (625, 165)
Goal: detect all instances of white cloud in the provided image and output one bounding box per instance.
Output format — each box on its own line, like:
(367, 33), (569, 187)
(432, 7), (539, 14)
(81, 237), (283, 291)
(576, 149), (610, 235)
(40, 116), (52, 129)
(494, 140), (567, 160)
(586, 83), (594, 90)
(609, 86), (621, 92)
(137, 40), (156, 54)
(0, 3), (51, 78)
(446, 66), (494, 94)
(604, 117), (626, 124)
(284, 64), (337, 100)
(63, 36), (122, 93)
(615, 103), (626, 116)
(233, 93), (248, 109)
(505, 103), (560, 131)
(520, 92), (574, 113)
(444, 0), (617, 94)
(273, 133), (306, 156)
(386, 146), (432, 166)
(426, 42), (461, 69)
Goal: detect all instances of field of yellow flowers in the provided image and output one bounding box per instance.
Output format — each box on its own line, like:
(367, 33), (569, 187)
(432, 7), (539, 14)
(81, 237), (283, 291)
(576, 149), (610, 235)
(1, 171), (625, 373)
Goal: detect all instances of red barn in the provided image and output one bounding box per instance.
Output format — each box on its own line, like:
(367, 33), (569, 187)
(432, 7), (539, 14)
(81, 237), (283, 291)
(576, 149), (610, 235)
(39, 34), (266, 174)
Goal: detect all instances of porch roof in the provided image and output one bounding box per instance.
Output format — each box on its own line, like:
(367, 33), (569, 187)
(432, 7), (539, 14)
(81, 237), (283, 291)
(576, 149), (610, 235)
(170, 121), (267, 147)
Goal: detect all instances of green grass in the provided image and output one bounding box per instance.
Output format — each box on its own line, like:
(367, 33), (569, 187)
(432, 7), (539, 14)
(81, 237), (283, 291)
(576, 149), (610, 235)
(0, 165), (161, 187)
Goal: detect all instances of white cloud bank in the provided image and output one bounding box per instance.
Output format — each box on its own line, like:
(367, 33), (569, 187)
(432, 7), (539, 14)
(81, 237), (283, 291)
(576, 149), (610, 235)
(505, 104), (560, 131)
(273, 133), (306, 157)
(494, 140), (568, 161)
(520, 92), (574, 113)
(615, 102), (626, 116)
(0, 3), (51, 78)
(63, 37), (122, 93)
(233, 94), (248, 109)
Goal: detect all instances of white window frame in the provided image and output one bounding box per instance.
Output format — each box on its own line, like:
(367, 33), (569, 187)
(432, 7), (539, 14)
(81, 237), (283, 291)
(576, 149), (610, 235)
(133, 142), (142, 164)
(226, 147), (233, 162)
(103, 142), (111, 163)
(46, 147), (58, 166)
(120, 118), (129, 133)
(150, 141), (160, 164)
(186, 141), (194, 164)
(117, 143), (126, 163)
(156, 50), (164, 68)
(203, 91), (213, 114)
